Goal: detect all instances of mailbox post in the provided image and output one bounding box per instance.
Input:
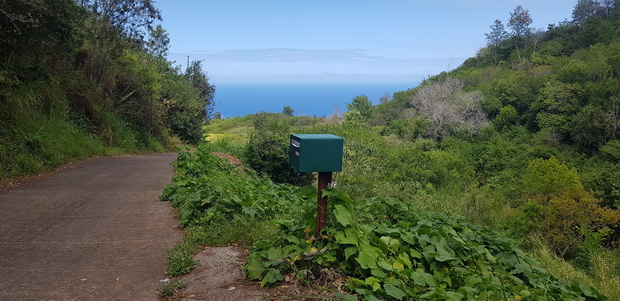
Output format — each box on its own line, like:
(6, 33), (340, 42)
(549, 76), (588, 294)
(289, 134), (344, 233)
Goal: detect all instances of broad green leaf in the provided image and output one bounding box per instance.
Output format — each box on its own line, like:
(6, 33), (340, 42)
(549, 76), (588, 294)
(400, 232), (417, 245)
(383, 284), (406, 300)
(356, 250), (378, 269)
(347, 278), (365, 289)
(483, 248), (497, 263)
(419, 290), (439, 298)
(364, 276), (382, 291)
(412, 270), (439, 287)
(388, 239), (401, 253)
(379, 236), (401, 253)
(370, 268), (387, 278)
(392, 261), (405, 270)
(398, 252), (412, 269)
(344, 246), (358, 260)
(445, 291), (464, 301)
(418, 234), (431, 246)
(511, 262), (532, 276)
(324, 188), (354, 210)
(424, 244), (456, 262)
(242, 207), (257, 218)
(265, 247), (282, 260)
(245, 256), (265, 280)
(260, 269), (283, 287)
(576, 279), (598, 298)
(410, 249), (423, 259)
(377, 258), (394, 271)
(518, 289), (532, 297)
(284, 235), (300, 244)
(299, 185), (317, 198)
(497, 252), (518, 266)
(341, 295), (358, 301)
(457, 286), (478, 295)
(335, 226), (359, 245)
(334, 204), (353, 227)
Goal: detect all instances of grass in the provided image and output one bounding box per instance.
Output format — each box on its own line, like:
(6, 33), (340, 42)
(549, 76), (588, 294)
(158, 280), (187, 298)
(533, 241), (620, 300)
(0, 111), (168, 181)
(164, 217), (288, 277)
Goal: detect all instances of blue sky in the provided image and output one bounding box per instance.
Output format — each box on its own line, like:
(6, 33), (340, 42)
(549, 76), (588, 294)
(157, 0), (576, 84)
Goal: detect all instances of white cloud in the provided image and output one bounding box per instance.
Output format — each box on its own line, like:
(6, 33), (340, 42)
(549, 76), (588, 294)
(167, 48), (465, 83)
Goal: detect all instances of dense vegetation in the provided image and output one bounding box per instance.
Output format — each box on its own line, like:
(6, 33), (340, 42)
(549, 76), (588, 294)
(0, 0), (214, 179)
(162, 131), (607, 300)
(161, 1), (620, 299)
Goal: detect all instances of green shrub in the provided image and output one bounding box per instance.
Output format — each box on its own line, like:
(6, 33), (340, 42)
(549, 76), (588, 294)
(245, 189), (606, 300)
(244, 118), (313, 186)
(516, 157), (620, 258)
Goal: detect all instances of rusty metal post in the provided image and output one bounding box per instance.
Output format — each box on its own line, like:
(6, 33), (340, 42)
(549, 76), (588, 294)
(316, 171), (332, 233)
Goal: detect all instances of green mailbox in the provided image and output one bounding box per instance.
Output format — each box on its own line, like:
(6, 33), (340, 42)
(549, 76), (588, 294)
(290, 134), (344, 172)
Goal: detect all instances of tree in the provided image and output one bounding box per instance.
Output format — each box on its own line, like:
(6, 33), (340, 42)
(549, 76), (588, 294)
(494, 105), (518, 130)
(411, 77), (487, 139)
(379, 93), (392, 104)
(508, 5), (533, 37)
(281, 106), (294, 116)
(610, 0), (620, 18)
(600, 0), (615, 17)
(485, 20), (509, 65)
(76, 0), (161, 41)
(346, 95), (373, 122)
(572, 105), (611, 153)
(508, 5), (533, 63)
(185, 60), (216, 119)
(522, 157), (620, 257)
(572, 0), (603, 26)
(146, 25), (170, 57)
(244, 120), (313, 186)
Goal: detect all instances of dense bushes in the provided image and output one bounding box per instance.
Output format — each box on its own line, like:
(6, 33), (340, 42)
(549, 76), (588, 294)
(0, 0), (214, 179)
(244, 114), (314, 186)
(162, 139), (607, 300)
(176, 2), (620, 297)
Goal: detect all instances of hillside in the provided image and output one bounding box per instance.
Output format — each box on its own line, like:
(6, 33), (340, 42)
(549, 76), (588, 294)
(164, 2), (620, 299)
(0, 0), (214, 180)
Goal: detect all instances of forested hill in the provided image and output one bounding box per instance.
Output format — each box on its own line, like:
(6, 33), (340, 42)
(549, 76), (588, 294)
(0, 0), (213, 179)
(369, 2), (620, 155)
(303, 2), (620, 297)
(359, 2), (620, 207)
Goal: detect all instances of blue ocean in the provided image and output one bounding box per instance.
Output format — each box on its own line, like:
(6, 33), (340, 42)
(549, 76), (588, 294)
(212, 82), (417, 118)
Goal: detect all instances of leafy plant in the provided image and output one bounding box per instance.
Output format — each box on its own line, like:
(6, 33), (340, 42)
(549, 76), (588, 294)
(245, 189), (607, 300)
(244, 117), (313, 186)
(160, 144), (314, 275)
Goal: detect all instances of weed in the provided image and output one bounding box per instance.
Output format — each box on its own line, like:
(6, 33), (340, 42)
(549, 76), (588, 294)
(158, 280), (187, 298)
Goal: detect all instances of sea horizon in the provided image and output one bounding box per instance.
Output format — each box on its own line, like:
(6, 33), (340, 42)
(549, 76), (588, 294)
(211, 82), (418, 118)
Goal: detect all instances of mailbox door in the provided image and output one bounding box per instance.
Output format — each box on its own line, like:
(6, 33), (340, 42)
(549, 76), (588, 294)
(289, 135), (302, 170)
(290, 134), (343, 172)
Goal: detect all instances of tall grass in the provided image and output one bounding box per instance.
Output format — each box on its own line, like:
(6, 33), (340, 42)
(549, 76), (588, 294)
(533, 240), (620, 300)
(1, 96), (165, 180)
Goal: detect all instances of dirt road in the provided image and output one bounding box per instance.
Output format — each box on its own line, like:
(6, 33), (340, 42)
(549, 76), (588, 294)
(0, 153), (183, 301)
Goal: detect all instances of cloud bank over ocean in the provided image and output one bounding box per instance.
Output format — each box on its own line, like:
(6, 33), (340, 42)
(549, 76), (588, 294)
(168, 48), (465, 84)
